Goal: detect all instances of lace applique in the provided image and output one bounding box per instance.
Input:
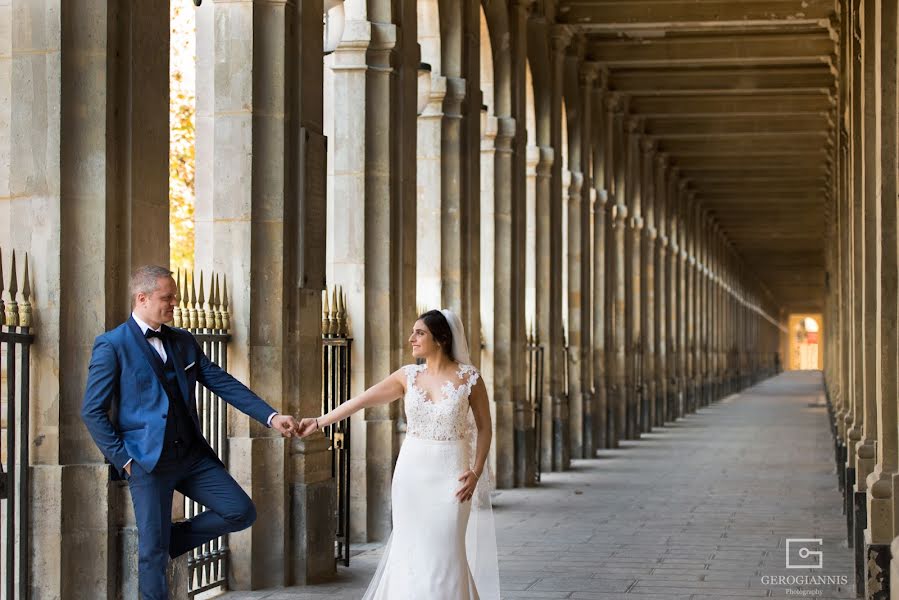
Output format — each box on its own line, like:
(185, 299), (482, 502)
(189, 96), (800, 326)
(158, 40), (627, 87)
(403, 363), (480, 441)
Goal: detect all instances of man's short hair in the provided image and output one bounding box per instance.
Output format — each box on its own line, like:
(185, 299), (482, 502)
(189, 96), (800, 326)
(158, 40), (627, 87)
(130, 265), (174, 302)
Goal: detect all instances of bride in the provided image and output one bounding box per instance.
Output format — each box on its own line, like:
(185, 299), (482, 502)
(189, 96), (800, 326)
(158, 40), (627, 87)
(298, 309), (500, 600)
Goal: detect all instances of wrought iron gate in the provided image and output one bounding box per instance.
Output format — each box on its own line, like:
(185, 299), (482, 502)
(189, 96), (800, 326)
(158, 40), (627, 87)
(526, 324), (544, 483)
(322, 287), (352, 566)
(1, 251), (33, 600)
(173, 270), (232, 597)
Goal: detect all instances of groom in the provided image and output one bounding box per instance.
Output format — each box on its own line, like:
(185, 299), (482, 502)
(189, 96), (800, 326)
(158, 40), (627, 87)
(81, 265), (301, 599)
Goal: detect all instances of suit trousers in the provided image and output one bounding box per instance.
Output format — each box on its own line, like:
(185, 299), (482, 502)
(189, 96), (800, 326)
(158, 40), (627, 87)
(127, 444), (257, 600)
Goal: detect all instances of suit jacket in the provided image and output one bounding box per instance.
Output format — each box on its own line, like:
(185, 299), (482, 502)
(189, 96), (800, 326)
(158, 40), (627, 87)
(81, 317), (276, 475)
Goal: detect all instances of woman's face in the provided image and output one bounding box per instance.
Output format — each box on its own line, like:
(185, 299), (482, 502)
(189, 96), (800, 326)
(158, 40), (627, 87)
(409, 319), (439, 360)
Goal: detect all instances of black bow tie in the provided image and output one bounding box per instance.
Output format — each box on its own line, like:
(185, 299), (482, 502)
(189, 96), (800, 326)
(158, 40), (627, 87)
(145, 328), (166, 341)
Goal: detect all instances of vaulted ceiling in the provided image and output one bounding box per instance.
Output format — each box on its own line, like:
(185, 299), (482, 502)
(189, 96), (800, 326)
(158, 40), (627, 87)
(558, 0), (838, 312)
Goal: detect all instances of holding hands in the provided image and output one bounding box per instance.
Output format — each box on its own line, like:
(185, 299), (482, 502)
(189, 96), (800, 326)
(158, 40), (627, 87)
(271, 414), (303, 437)
(297, 417), (320, 438)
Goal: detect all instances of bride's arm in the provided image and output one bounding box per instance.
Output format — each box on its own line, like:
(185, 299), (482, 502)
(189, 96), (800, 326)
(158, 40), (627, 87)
(469, 379), (493, 478)
(314, 369), (406, 430)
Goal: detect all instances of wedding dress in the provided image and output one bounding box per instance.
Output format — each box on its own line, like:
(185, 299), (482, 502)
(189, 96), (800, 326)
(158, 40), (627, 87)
(361, 362), (500, 600)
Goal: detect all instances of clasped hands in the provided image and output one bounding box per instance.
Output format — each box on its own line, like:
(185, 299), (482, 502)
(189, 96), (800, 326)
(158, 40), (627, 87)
(273, 415), (322, 438)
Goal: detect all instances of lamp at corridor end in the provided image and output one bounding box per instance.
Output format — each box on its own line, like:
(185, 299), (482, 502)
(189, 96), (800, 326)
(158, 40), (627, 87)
(324, 0), (346, 55)
(417, 63), (433, 115)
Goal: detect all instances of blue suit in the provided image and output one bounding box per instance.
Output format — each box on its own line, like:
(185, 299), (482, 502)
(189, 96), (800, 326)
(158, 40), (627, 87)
(81, 317), (277, 599)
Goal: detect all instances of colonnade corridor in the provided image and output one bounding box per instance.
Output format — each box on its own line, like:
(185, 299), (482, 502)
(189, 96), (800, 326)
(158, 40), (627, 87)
(221, 371), (853, 600)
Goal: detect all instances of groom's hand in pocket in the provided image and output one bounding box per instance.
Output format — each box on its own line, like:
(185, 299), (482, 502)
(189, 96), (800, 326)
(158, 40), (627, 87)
(271, 414), (302, 437)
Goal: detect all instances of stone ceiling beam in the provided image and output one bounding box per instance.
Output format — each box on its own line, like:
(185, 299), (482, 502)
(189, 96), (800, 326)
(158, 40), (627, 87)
(645, 114), (831, 136)
(630, 92), (834, 115)
(587, 33), (835, 68)
(608, 66), (835, 94)
(557, 0), (837, 31)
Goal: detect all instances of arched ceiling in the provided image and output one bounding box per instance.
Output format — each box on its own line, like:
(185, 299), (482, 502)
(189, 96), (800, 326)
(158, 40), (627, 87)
(558, 0), (838, 312)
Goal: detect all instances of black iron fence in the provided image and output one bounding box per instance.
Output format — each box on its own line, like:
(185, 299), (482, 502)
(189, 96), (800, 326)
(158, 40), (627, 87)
(173, 269), (231, 597)
(1, 251), (33, 600)
(322, 287), (352, 566)
(526, 324), (544, 483)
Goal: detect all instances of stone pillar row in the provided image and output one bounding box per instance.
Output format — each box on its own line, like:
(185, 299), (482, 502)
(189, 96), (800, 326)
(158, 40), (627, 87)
(4, 1), (790, 597)
(826, 1), (899, 598)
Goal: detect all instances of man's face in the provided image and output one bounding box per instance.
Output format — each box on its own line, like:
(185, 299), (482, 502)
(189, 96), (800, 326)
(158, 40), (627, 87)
(135, 276), (179, 327)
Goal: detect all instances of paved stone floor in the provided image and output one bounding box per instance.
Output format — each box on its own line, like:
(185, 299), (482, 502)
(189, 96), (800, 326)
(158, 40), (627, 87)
(220, 371), (856, 599)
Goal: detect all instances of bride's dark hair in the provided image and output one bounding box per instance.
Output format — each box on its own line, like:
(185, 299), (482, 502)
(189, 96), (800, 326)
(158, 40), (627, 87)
(418, 310), (455, 361)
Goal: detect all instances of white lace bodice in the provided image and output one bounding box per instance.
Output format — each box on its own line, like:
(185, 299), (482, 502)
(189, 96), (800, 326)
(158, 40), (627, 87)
(402, 363), (480, 441)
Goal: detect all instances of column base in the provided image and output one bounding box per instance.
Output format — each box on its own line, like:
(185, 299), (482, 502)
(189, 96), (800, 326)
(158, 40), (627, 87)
(837, 440), (846, 493)
(168, 553), (189, 600)
(864, 530), (890, 599)
(582, 390), (595, 459)
(847, 467), (856, 545)
(514, 424), (538, 487)
(552, 395), (570, 471)
(889, 538), (899, 600)
(290, 477), (337, 584)
(856, 489), (868, 592)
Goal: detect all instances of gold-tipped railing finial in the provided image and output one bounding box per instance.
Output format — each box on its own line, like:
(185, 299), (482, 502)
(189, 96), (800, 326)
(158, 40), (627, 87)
(19, 253), (31, 328)
(204, 272), (215, 330)
(221, 275), (230, 331)
(6, 250), (19, 327)
(197, 271), (207, 329)
(321, 289), (330, 336)
(329, 286), (339, 336)
(337, 285), (348, 336)
(173, 268), (184, 327)
(188, 269), (199, 329)
(213, 274), (223, 330)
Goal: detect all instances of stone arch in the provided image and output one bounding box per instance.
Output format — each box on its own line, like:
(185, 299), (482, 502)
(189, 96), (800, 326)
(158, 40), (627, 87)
(526, 17), (551, 147)
(479, 0), (512, 118)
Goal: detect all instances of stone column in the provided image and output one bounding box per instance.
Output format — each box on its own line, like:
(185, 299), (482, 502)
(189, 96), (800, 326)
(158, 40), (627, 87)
(684, 195), (697, 413)
(640, 139), (656, 432)
(853, 0), (878, 586)
(480, 110), (499, 472)
(207, 1), (335, 586)
(666, 173), (681, 419)
(509, 0), (534, 487)
(463, 1), (482, 359)
(327, 9), (402, 544)
(5, 3), (170, 597)
(549, 26), (572, 471)
(535, 140), (554, 471)
(481, 107), (519, 488)
(671, 180), (685, 419)
(845, 0), (864, 549)
(591, 77), (610, 451)
(654, 155), (669, 426)
(623, 118), (643, 438)
(416, 74), (448, 309)
(577, 62), (599, 459)
(607, 94), (628, 448)
(565, 123), (585, 461)
(870, 0), (899, 593)
(699, 212), (709, 407)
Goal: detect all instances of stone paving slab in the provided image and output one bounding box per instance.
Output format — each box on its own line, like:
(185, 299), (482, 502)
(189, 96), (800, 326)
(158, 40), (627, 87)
(220, 371), (855, 599)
